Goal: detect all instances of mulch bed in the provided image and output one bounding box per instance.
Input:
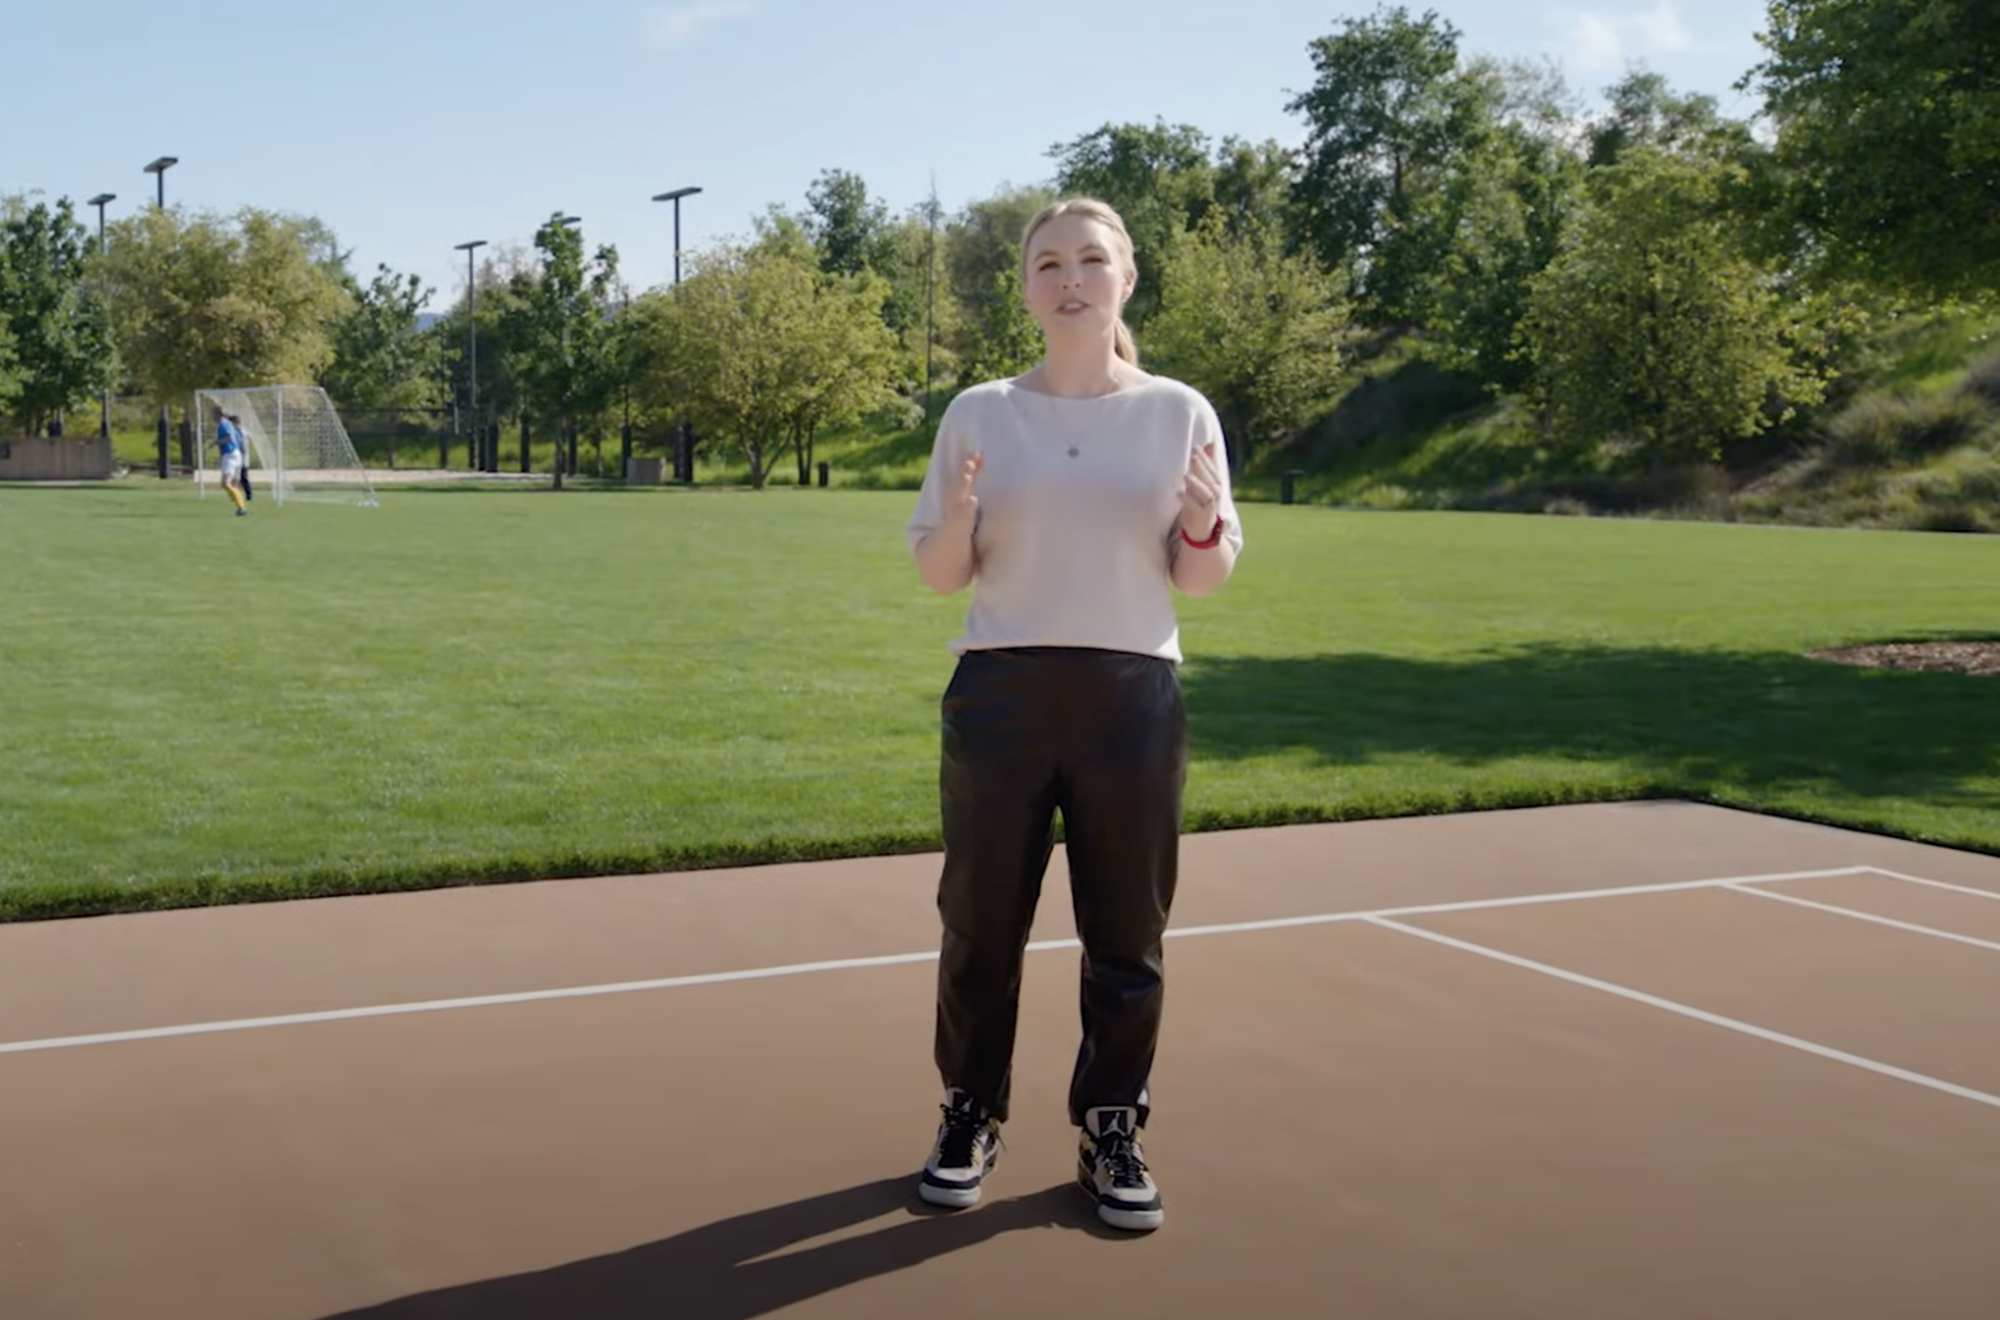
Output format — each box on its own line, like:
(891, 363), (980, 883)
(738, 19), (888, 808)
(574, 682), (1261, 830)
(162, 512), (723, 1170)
(1808, 641), (2000, 677)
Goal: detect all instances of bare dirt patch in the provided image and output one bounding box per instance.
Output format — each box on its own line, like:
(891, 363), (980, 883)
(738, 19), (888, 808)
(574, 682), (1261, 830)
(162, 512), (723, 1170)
(1809, 640), (2000, 677)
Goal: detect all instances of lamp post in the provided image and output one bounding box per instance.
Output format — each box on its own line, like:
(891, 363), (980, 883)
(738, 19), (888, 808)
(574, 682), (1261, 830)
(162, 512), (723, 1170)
(143, 158), (177, 475)
(454, 239), (488, 470)
(143, 157), (176, 209)
(87, 193), (115, 438)
(651, 186), (701, 480)
(650, 186), (700, 284)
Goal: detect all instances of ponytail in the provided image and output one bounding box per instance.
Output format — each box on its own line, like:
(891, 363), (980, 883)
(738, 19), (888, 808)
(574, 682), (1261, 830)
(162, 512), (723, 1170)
(1113, 318), (1139, 366)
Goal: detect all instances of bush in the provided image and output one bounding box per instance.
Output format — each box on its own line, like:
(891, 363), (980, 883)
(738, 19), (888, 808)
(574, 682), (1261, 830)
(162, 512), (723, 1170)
(1958, 347), (2000, 407)
(1823, 390), (1991, 465)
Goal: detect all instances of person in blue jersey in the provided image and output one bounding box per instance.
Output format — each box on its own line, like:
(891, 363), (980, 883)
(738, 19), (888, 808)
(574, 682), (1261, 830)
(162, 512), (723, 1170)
(216, 413), (249, 515)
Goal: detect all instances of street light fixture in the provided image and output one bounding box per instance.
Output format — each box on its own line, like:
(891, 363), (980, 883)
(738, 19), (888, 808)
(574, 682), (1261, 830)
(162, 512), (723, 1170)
(142, 160), (177, 475)
(454, 239), (488, 470)
(651, 186), (701, 284)
(87, 193), (116, 437)
(652, 186), (702, 481)
(143, 157), (177, 209)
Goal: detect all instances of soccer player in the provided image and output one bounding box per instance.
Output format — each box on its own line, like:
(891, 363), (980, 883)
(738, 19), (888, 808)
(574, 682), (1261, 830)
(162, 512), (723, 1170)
(217, 413), (248, 515)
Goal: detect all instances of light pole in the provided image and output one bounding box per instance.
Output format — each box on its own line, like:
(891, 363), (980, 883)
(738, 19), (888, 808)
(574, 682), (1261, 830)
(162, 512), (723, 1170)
(454, 239), (488, 471)
(651, 186), (700, 284)
(143, 159), (177, 476)
(143, 157), (176, 209)
(88, 193), (115, 438)
(651, 186), (701, 480)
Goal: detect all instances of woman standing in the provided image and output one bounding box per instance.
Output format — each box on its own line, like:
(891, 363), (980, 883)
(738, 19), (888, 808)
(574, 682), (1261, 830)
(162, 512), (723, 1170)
(904, 198), (1243, 1231)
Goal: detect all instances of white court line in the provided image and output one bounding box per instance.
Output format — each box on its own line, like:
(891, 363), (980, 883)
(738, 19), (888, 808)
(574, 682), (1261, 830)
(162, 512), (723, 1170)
(1863, 867), (2000, 902)
(0, 864), (1869, 1059)
(1725, 883), (2000, 955)
(1368, 917), (2000, 1112)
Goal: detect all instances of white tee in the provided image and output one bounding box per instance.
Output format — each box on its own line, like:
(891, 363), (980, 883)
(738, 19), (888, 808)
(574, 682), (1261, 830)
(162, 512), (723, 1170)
(906, 373), (1244, 663)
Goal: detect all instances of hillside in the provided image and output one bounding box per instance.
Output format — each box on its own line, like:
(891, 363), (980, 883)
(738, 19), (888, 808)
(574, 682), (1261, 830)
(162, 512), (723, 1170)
(1240, 305), (2000, 534)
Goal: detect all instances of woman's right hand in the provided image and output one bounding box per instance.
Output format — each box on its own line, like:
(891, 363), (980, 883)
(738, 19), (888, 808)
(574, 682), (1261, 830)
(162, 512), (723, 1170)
(947, 452), (983, 524)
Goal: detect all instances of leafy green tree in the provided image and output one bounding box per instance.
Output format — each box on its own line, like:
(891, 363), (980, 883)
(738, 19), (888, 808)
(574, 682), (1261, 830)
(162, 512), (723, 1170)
(0, 319), (18, 418)
(958, 266), (1042, 386)
(1519, 151), (1834, 466)
(803, 169), (892, 278)
(1587, 70), (1756, 168)
(1285, 4), (1494, 323)
(321, 263), (442, 411)
(1404, 58), (1588, 394)
(877, 195), (963, 401)
(1743, 0), (2000, 299)
(100, 206), (351, 412)
(434, 242), (533, 444)
(0, 197), (114, 434)
(499, 215), (621, 476)
(1209, 136), (1301, 241)
(1144, 210), (1354, 464)
(630, 225), (898, 489)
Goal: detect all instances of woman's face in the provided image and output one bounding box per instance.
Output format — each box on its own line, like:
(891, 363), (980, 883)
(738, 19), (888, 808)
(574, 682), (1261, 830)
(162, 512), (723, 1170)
(1021, 213), (1133, 344)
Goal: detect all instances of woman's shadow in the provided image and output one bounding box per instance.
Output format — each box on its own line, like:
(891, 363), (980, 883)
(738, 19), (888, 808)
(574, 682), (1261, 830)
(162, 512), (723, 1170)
(320, 1175), (1129, 1319)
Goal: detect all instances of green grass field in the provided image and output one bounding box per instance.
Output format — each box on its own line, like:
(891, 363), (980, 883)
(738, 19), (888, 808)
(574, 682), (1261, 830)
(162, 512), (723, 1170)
(3, 478), (1996, 922)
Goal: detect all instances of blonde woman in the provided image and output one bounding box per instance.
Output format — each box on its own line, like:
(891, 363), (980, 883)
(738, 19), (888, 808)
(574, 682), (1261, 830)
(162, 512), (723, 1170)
(905, 197), (1243, 1231)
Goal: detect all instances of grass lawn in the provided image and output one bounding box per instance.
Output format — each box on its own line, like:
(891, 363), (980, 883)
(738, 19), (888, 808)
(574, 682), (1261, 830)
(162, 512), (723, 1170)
(3, 478), (1996, 922)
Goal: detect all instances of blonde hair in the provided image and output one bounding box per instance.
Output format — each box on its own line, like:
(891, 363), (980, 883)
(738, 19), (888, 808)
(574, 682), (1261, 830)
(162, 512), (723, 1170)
(1020, 197), (1140, 366)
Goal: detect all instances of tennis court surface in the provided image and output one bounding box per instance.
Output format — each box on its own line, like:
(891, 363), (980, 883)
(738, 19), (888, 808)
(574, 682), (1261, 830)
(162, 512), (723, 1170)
(3, 799), (1998, 1319)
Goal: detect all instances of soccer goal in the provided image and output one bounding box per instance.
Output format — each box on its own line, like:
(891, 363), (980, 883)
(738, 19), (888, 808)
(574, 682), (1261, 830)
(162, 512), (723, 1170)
(194, 385), (379, 507)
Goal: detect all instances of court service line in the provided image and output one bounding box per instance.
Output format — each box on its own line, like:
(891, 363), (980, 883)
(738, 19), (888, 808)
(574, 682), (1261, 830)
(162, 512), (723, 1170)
(0, 864), (1869, 1059)
(1863, 867), (2000, 903)
(1368, 917), (2000, 1112)
(1724, 883), (2000, 955)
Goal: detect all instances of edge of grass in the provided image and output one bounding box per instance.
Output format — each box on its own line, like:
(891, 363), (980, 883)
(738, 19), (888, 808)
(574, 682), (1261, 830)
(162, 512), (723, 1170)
(10, 772), (1993, 925)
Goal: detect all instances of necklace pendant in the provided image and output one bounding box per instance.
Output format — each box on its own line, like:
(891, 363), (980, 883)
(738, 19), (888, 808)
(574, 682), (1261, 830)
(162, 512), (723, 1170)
(1067, 446), (1079, 458)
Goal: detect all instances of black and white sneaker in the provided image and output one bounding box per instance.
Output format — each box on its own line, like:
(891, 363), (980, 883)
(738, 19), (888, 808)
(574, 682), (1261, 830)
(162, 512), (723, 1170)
(919, 1088), (1001, 1208)
(1077, 1106), (1164, 1231)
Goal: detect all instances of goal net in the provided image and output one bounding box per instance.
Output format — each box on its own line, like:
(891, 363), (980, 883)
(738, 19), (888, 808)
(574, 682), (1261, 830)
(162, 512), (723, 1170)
(194, 385), (378, 507)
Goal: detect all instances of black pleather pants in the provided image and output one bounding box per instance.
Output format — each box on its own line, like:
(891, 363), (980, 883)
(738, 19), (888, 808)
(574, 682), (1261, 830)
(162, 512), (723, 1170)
(932, 646), (1187, 1129)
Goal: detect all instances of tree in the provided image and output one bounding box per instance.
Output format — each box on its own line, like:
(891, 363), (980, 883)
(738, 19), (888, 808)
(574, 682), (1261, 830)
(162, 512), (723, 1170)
(1587, 70), (1755, 168)
(803, 169), (891, 278)
(497, 215), (622, 479)
(1404, 58), (1589, 394)
(100, 206), (350, 412)
(631, 225), (898, 489)
(320, 263), (442, 411)
(1743, 0), (2000, 299)
(876, 194), (964, 404)
(1285, 4), (1494, 323)
(1144, 210), (1354, 465)
(0, 197), (114, 435)
(1518, 151), (1834, 466)
(1209, 136), (1301, 242)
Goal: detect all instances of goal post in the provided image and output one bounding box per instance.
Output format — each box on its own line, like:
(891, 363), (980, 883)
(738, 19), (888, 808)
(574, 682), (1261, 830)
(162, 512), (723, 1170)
(193, 385), (379, 507)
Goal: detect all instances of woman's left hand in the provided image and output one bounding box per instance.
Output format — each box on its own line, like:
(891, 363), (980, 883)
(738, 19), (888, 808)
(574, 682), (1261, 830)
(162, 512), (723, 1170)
(1179, 443), (1223, 539)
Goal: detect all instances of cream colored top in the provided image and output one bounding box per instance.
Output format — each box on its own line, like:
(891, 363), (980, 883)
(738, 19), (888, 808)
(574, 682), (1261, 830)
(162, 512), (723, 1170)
(906, 373), (1244, 663)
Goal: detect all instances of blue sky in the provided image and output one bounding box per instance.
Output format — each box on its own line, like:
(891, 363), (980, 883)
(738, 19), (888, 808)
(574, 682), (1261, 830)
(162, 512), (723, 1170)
(4, 0), (1772, 312)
